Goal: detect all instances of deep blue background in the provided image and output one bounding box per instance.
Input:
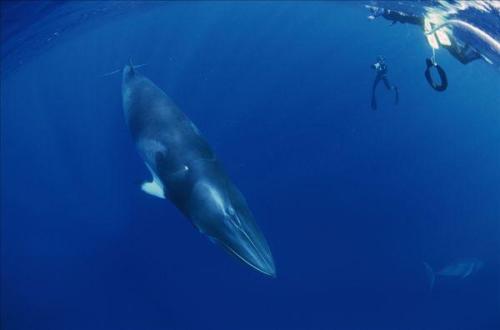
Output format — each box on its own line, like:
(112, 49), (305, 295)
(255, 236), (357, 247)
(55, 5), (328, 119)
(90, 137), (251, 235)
(1, 2), (499, 330)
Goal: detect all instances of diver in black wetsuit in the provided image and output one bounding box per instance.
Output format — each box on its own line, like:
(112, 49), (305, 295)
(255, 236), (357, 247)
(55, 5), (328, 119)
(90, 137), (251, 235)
(368, 6), (423, 26)
(371, 56), (399, 110)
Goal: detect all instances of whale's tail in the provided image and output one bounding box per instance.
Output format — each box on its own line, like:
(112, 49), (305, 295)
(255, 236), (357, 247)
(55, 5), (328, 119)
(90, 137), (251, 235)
(424, 262), (436, 292)
(128, 58), (136, 74)
(101, 61), (147, 77)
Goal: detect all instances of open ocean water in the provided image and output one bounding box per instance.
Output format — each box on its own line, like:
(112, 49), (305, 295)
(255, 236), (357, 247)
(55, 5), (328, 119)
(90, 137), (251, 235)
(1, 1), (499, 330)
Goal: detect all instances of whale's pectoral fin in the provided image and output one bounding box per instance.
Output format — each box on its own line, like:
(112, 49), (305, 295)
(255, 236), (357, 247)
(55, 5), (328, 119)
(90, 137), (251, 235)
(141, 179), (165, 199)
(141, 162), (165, 199)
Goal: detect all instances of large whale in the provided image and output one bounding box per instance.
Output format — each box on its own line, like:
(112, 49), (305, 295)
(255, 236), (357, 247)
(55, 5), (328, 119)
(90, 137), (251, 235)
(423, 259), (483, 291)
(122, 63), (276, 277)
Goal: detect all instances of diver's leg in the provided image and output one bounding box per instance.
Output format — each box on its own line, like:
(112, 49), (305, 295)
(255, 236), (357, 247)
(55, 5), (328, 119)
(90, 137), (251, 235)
(383, 77), (399, 105)
(371, 75), (381, 110)
(382, 76), (391, 90)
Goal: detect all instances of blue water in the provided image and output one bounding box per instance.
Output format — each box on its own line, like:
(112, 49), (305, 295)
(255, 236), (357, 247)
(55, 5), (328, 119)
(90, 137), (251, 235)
(1, 2), (499, 330)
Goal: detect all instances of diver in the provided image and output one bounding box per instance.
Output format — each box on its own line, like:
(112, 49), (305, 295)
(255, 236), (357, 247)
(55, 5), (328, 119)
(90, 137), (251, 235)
(367, 6), (423, 26)
(370, 56), (399, 110)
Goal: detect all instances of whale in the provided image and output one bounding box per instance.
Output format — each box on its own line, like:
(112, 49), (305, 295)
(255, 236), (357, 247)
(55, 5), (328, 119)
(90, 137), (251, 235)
(122, 63), (276, 277)
(424, 259), (483, 291)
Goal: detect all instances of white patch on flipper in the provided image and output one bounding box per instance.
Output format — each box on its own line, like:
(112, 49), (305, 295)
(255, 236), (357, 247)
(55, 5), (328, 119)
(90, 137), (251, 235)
(141, 180), (165, 199)
(141, 162), (165, 199)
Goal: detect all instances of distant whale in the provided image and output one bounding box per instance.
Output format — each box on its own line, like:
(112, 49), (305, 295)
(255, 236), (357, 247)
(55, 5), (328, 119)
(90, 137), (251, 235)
(424, 259), (483, 290)
(122, 62), (276, 277)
